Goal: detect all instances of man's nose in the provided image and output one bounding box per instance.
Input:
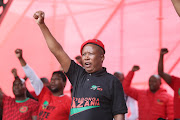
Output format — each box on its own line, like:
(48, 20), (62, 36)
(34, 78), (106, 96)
(84, 54), (90, 60)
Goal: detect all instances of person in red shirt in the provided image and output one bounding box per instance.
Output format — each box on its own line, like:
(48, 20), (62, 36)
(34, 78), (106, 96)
(0, 76), (39, 120)
(113, 72), (138, 120)
(171, 0), (180, 17)
(15, 49), (71, 120)
(29, 77), (50, 100)
(123, 65), (174, 120)
(158, 48), (180, 119)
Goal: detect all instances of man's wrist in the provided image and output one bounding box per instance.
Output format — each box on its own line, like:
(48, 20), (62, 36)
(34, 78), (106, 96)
(15, 76), (20, 79)
(18, 57), (23, 60)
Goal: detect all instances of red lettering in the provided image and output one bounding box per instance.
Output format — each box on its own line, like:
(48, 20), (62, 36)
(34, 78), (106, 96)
(84, 101), (89, 107)
(71, 99), (76, 108)
(77, 100), (84, 108)
(90, 100), (95, 106)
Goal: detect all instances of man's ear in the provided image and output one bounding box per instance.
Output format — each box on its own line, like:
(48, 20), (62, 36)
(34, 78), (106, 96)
(63, 82), (66, 88)
(101, 54), (105, 62)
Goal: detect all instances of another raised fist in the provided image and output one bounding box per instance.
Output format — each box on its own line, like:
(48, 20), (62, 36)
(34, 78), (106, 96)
(15, 49), (22, 59)
(132, 65), (140, 72)
(160, 48), (168, 55)
(11, 68), (17, 77)
(33, 11), (45, 25)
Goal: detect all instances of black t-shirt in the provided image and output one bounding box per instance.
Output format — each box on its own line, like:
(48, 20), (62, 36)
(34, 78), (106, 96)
(66, 60), (127, 120)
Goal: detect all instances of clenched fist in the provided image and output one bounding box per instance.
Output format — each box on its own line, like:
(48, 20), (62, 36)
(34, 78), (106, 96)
(15, 49), (22, 59)
(132, 65), (140, 72)
(11, 68), (18, 77)
(33, 11), (45, 25)
(160, 48), (168, 55)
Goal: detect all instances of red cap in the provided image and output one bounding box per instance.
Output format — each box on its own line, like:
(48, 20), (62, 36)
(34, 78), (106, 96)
(80, 39), (105, 54)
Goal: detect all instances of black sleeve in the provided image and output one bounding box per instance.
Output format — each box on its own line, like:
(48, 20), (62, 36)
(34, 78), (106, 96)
(0, 108), (2, 120)
(112, 78), (127, 116)
(65, 60), (85, 86)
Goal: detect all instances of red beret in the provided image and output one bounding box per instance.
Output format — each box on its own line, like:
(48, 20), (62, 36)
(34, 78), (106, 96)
(80, 39), (105, 54)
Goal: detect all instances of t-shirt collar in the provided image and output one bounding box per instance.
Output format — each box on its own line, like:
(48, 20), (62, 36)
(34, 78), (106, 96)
(88, 67), (107, 77)
(15, 98), (29, 103)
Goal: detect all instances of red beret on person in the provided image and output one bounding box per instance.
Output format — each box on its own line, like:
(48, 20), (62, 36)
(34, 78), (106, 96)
(80, 39), (105, 55)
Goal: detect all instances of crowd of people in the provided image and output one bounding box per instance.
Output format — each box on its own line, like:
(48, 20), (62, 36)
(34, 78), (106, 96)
(0, 0), (179, 120)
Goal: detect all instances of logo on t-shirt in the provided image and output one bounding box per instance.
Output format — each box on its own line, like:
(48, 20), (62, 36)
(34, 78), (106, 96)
(157, 99), (164, 105)
(19, 106), (28, 113)
(90, 85), (103, 91)
(71, 97), (100, 116)
(42, 101), (49, 109)
(178, 88), (180, 97)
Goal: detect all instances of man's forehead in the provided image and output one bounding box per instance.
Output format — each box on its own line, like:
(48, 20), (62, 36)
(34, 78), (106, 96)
(82, 44), (102, 53)
(52, 73), (62, 78)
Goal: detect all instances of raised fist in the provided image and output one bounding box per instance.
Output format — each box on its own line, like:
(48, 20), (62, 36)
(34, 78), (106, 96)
(11, 68), (17, 77)
(132, 65), (140, 72)
(15, 49), (22, 59)
(33, 11), (45, 25)
(160, 48), (168, 55)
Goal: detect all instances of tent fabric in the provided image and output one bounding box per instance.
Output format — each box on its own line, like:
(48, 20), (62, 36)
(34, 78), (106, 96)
(0, 0), (179, 97)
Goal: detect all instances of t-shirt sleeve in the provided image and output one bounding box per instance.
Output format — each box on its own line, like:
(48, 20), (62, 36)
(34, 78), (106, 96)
(169, 75), (178, 89)
(22, 64), (44, 96)
(112, 78), (127, 116)
(65, 60), (84, 86)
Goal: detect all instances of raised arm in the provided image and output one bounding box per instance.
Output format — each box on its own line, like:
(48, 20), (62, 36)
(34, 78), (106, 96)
(158, 48), (172, 84)
(123, 65), (140, 100)
(33, 11), (71, 73)
(0, 88), (3, 108)
(171, 0), (180, 17)
(11, 68), (26, 83)
(15, 49), (43, 96)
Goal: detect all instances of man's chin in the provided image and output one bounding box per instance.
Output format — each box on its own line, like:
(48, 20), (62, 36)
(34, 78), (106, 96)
(14, 93), (23, 97)
(85, 68), (94, 73)
(50, 88), (58, 93)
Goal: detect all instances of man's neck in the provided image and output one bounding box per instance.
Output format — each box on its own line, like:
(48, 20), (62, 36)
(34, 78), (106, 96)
(52, 91), (63, 97)
(15, 96), (27, 101)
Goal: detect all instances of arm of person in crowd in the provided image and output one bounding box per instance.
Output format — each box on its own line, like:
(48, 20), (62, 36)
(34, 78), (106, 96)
(114, 114), (124, 120)
(171, 0), (180, 17)
(15, 49), (43, 96)
(11, 68), (25, 83)
(11, 68), (18, 78)
(123, 65), (140, 100)
(11, 68), (36, 100)
(158, 48), (172, 84)
(0, 88), (3, 108)
(33, 11), (71, 73)
(11, 68), (27, 81)
(166, 95), (174, 120)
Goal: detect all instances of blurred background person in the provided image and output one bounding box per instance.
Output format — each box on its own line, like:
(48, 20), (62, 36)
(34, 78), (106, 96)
(114, 72), (138, 120)
(0, 76), (39, 120)
(123, 65), (174, 120)
(15, 48), (71, 120)
(75, 55), (83, 66)
(158, 48), (180, 119)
